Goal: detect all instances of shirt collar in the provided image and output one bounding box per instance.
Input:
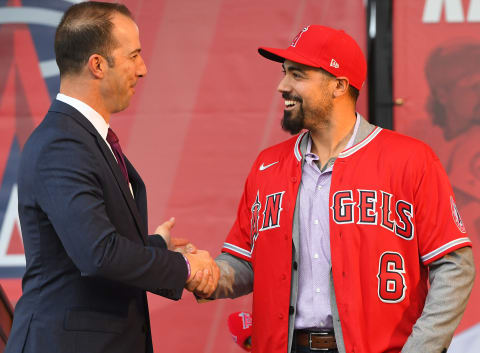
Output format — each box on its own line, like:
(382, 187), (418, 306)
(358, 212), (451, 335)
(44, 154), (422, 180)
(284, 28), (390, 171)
(56, 93), (109, 140)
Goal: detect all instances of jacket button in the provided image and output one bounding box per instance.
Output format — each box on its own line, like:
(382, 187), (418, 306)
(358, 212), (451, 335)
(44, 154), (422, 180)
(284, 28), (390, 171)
(278, 313), (284, 319)
(291, 176), (297, 183)
(293, 262), (298, 270)
(281, 273), (286, 280)
(289, 306), (294, 315)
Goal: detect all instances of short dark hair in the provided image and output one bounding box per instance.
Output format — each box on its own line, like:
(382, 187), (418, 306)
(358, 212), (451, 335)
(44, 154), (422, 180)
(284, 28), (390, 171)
(319, 67), (360, 103)
(348, 85), (360, 102)
(54, 1), (132, 77)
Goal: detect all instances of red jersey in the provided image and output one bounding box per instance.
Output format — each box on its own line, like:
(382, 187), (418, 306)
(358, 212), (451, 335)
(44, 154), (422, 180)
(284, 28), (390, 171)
(222, 127), (471, 353)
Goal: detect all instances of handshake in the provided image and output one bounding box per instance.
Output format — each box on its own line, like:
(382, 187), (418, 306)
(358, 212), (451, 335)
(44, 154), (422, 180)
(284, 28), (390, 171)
(155, 218), (219, 298)
(183, 249), (220, 298)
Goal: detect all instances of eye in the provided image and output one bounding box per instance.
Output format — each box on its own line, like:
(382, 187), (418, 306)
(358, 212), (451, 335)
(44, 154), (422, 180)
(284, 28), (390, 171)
(281, 69), (286, 75)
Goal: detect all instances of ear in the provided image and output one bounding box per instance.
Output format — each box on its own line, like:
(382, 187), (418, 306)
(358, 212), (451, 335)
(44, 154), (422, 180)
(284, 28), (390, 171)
(333, 76), (350, 98)
(87, 54), (106, 79)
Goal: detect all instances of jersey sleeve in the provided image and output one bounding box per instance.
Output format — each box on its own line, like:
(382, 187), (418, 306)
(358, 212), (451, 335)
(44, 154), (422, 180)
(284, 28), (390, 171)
(414, 150), (472, 265)
(221, 158), (260, 262)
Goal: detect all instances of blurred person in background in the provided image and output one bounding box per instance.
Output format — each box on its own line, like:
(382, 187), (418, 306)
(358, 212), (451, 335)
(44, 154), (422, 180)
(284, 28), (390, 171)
(425, 43), (480, 216)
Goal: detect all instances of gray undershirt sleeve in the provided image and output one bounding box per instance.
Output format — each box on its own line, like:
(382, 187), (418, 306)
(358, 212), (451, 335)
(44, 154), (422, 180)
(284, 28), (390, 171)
(401, 247), (475, 353)
(211, 252), (254, 299)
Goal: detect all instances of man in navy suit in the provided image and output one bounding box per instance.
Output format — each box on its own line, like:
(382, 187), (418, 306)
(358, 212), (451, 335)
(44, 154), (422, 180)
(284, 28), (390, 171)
(5, 2), (218, 353)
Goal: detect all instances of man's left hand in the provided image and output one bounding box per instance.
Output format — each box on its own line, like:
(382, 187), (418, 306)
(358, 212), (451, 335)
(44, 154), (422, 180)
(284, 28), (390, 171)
(154, 217), (197, 253)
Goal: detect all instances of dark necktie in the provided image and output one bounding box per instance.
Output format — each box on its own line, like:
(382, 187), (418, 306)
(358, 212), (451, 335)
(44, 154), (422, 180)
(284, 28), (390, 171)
(106, 128), (129, 184)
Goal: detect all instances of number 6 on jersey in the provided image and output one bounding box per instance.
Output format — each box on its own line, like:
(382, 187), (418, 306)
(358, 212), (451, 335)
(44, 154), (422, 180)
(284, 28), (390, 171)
(377, 252), (407, 303)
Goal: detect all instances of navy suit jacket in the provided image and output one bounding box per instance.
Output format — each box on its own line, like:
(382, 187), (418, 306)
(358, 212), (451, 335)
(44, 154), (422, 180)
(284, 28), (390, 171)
(5, 100), (188, 353)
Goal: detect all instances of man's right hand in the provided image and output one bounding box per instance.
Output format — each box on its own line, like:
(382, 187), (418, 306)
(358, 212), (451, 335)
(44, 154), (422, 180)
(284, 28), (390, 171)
(184, 250), (220, 297)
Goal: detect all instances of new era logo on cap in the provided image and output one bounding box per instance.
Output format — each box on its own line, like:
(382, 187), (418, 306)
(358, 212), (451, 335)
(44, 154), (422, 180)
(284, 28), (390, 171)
(258, 25), (367, 90)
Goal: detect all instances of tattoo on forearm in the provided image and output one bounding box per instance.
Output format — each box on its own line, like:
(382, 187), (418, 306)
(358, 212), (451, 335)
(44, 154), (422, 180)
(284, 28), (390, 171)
(214, 260), (235, 298)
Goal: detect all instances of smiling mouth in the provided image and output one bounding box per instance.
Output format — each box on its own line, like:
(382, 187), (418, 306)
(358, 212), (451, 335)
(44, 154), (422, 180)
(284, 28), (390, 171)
(284, 100), (299, 110)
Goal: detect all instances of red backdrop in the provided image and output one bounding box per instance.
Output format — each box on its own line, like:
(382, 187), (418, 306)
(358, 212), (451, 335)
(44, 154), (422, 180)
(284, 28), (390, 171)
(0, 0), (367, 352)
(394, 0), (480, 350)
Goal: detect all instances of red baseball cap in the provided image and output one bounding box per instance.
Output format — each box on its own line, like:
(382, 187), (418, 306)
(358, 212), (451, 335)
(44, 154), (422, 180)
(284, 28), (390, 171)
(258, 25), (367, 90)
(228, 312), (252, 351)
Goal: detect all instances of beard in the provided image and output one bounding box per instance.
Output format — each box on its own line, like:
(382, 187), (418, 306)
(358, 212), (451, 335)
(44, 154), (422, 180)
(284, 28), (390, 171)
(281, 93), (333, 135)
(281, 105), (305, 135)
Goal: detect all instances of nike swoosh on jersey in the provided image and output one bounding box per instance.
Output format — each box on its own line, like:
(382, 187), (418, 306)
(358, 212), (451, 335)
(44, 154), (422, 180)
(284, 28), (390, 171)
(259, 161), (279, 171)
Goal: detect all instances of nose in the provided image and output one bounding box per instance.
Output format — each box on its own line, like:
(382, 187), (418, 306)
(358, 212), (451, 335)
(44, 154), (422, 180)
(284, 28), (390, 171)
(277, 74), (290, 94)
(137, 55), (147, 77)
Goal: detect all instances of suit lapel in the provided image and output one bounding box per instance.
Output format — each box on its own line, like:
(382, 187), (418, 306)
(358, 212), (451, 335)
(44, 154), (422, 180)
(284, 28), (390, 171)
(49, 100), (148, 243)
(125, 157), (148, 232)
(96, 136), (148, 241)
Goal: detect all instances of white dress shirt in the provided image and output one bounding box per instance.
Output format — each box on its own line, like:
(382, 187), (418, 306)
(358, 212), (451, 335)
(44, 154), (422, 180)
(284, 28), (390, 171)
(56, 93), (134, 196)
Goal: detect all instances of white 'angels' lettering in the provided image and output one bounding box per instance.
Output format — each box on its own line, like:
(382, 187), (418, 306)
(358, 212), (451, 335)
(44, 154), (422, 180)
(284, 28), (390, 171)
(249, 190), (286, 252)
(260, 191), (285, 231)
(331, 189), (415, 240)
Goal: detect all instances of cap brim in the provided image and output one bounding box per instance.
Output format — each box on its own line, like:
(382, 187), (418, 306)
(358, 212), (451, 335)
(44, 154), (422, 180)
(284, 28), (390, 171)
(258, 47), (321, 68)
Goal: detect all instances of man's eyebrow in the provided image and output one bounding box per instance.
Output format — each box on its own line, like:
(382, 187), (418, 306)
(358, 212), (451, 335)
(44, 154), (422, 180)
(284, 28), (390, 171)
(282, 63), (307, 73)
(129, 48), (141, 55)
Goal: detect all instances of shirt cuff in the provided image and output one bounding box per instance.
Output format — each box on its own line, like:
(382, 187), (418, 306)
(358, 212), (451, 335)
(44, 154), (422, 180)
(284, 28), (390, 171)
(183, 254), (191, 280)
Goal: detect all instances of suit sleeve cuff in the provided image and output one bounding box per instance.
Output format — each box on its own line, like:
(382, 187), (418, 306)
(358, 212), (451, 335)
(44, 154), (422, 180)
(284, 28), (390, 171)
(147, 234), (168, 249)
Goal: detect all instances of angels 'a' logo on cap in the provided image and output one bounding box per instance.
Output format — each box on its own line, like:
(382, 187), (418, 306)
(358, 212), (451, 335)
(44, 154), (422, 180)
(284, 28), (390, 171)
(291, 26), (310, 47)
(450, 196), (466, 233)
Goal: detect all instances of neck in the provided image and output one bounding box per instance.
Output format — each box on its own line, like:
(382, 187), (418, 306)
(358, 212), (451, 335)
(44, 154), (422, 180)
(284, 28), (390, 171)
(309, 107), (357, 167)
(60, 78), (110, 124)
